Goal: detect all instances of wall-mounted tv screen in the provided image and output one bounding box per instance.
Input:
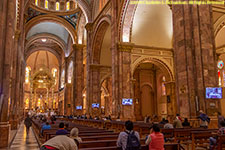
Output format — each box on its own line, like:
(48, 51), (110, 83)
(92, 103), (99, 108)
(122, 99), (133, 105)
(76, 106), (82, 110)
(206, 87), (222, 99)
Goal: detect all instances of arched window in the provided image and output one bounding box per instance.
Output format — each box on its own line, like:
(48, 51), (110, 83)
(35, 0), (38, 6)
(45, 0), (48, 9)
(61, 69), (65, 88)
(162, 76), (166, 96)
(67, 61), (73, 83)
(56, 2), (60, 11)
(52, 68), (57, 77)
(66, 1), (70, 11)
(25, 66), (31, 83)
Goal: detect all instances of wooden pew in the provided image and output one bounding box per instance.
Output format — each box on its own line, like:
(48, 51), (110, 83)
(191, 131), (212, 150)
(79, 143), (179, 150)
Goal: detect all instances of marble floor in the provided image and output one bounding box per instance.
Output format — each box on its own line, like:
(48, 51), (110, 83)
(7, 123), (39, 150)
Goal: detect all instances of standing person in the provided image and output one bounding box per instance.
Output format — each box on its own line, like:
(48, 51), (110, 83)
(145, 124), (165, 150)
(198, 110), (210, 128)
(24, 115), (32, 135)
(117, 120), (140, 150)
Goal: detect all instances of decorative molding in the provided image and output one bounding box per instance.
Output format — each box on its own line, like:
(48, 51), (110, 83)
(72, 44), (85, 50)
(117, 42), (135, 52)
(85, 22), (93, 31)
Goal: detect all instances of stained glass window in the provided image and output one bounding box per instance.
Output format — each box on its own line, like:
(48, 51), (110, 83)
(162, 76), (166, 96)
(218, 60), (224, 69)
(45, 0), (48, 9)
(223, 70), (225, 87)
(218, 70), (222, 86)
(66, 1), (70, 10)
(35, 0), (38, 6)
(56, 2), (60, 11)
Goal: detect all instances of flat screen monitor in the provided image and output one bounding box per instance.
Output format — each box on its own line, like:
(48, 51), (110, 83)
(76, 106), (82, 110)
(92, 103), (99, 108)
(206, 87), (222, 99)
(122, 98), (133, 105)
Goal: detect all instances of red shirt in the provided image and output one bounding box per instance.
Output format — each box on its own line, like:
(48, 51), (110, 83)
(149, 132), (165, 150)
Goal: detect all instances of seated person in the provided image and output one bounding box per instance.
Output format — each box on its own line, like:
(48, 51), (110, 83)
(56, 122), (69, 135)
(117, 120), (140, 150)
(173, 116), (183, 128)
(145, 124), (164, 150)
(182, 118), (190, 127)
(41, 122), (51, 135)
(164, 120), (174, 129)
(159, 118), (166, 125)
(209, 121), (225, 149)
(70, 128), (82, 147)
(41, 128), (79, 150)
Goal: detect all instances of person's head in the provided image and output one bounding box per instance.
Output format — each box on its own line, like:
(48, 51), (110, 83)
(70, 127), (79, 138)
(152, 124), (160, 132)
(125, 120), (133, 131)
(199, 110), (204, 114)
(184, 118), (188, 122)
(218, 112), (221, 116)
(165, 120), (169, 123)
(46, 122), (49, 125)
(162, 118), (166, 121)
(220, 121), (225, 127)
(59, 122), (64, 128)
(176, 114), (180, 116)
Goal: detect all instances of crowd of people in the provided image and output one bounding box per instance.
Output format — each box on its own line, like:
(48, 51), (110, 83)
(23, 110), (225, 150)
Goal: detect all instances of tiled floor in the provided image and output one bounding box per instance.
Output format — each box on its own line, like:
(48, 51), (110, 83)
(8, 123), (39, 150)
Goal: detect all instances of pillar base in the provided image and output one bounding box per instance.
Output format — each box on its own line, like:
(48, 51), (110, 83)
(9, 119), (18, 130)
(0, 122), (10, 148)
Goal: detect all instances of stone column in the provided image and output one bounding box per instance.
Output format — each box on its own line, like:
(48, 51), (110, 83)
(111, 0), (120, 119)
(73, 44), (84, 115)
(85, 23), (93, 116)
(9, 30), (21, 130)
(0, 0), (16, 147)
(63, 57), (68, 115)
(165, 82), (177, 117)
(64, 83), (72, 115)
(118, 42), (135, 121)
(89, 64), (101, 117)
(172, 4), (218, 118)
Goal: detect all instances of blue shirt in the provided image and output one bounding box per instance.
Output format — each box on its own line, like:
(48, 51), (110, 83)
(42, 125), (51, 130)
(56, 129), (69, 135)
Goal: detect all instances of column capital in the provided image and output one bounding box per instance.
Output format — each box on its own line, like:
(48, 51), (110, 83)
(72, 44), (85, 51)
(117, 42), (135, 52)
(85, 23), (94, 31)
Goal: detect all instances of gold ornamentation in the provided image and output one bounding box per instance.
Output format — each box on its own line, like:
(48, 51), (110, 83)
(15, 30), (21, 41)
(73, 44), (85, 50)
(117, 42), (134, 52)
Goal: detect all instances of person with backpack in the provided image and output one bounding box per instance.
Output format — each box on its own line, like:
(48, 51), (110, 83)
(145, 124), (165, 150)
(117, 120), (140, 150)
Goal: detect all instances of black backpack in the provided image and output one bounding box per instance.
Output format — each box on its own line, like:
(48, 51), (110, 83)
(125, 131), (141, 150)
